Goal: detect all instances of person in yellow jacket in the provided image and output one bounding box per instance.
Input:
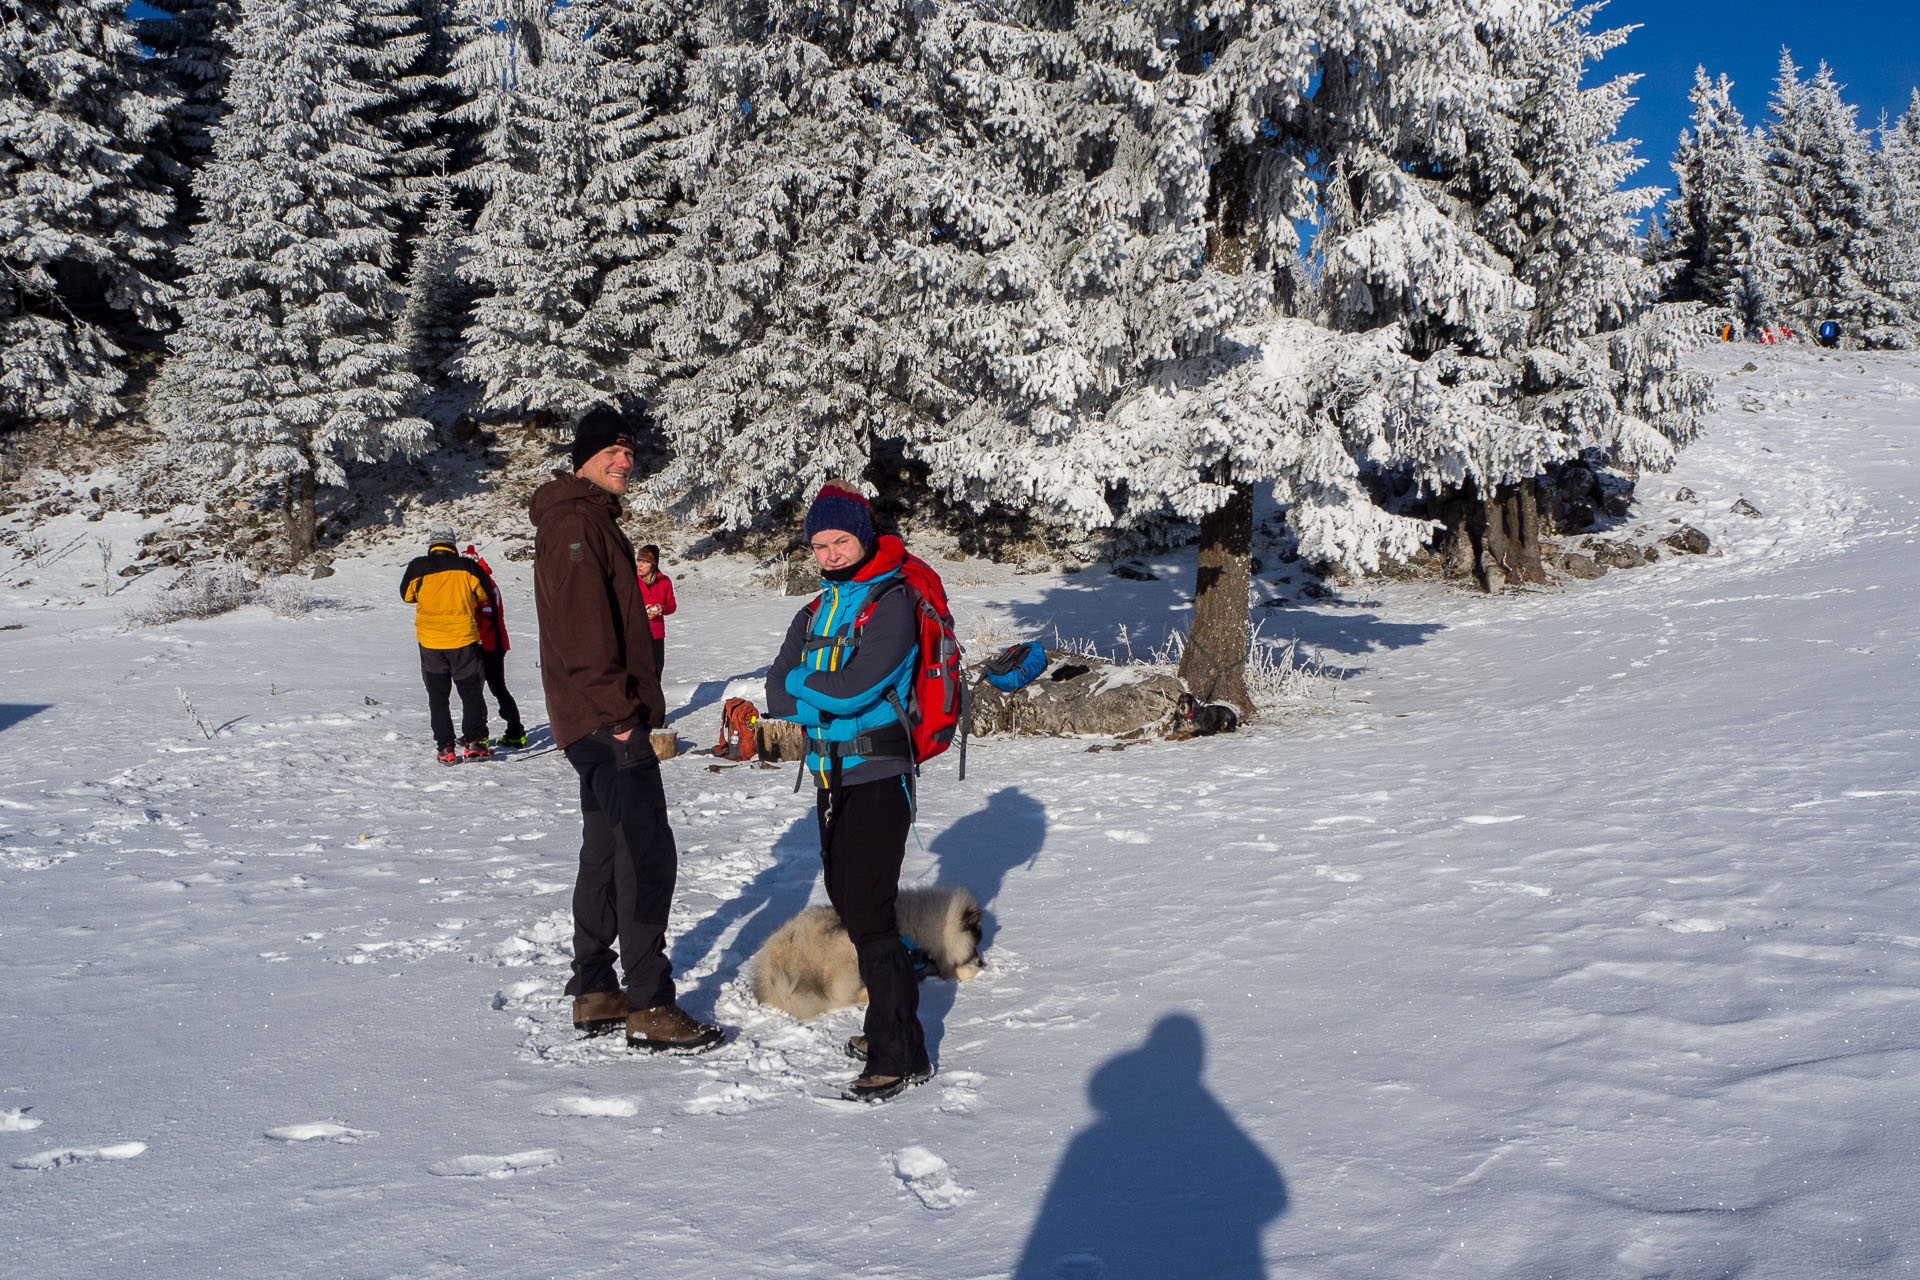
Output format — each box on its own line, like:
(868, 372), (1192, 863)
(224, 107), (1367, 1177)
(400, 529), (497, 763)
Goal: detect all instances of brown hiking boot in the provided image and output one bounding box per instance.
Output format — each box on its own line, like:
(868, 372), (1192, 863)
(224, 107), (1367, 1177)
(626, 1003), (725, 1054)
(845, 1035), (868, 1062)
(572, 990), (627, 1037)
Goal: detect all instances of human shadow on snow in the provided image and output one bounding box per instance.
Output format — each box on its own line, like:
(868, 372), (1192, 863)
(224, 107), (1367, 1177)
(1013, 1014), (1288, 1280)
(672, 811), (821, 1007)
(924, 786), (1046, 953)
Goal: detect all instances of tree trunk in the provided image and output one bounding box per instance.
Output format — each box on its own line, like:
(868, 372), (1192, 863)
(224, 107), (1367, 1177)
(1478, 481), (1546, 592)
(1180, 467), (1255, 718)
(283, 470), (316, 566)
(1435, 480), (1546, 593)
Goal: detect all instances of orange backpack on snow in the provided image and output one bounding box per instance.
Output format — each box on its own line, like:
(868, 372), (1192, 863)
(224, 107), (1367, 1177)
(715, 697), (759, 761)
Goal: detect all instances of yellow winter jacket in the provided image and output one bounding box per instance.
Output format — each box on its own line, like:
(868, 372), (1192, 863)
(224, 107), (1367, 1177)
(400, 546), (492, 649)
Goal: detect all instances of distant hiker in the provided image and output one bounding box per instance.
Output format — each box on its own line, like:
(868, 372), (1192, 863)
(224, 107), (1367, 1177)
(530, 406), (725, 1055)
(400, 530), (495, 764)
(635, 543), (677, 681)
(765, 482), (934, 1102)
(465, 545), (526, 749)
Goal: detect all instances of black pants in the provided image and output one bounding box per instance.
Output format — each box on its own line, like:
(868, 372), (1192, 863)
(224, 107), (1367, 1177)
(817, 777), (927, 1077)
(419, 644), (486, 748)
(480, 648), (522, 734)
(650, 635), (665, 683)
(562, 729), (679, 1010)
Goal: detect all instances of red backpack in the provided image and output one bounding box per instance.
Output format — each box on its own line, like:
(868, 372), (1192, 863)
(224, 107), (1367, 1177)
(807, 551), (968, 775)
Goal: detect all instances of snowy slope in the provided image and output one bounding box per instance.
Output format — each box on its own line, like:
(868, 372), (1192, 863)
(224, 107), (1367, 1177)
(2, 346), (1918, 1279)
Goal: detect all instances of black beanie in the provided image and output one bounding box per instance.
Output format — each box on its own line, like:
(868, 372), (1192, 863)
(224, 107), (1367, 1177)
(571, 406), (636, 473)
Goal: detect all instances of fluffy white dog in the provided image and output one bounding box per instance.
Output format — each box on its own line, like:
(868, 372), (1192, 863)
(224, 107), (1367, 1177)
(750, 886), (985, 1020)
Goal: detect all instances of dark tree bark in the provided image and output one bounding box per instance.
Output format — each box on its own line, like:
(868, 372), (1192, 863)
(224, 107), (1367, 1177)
(282, 469), (316, 565)
(1179, 465), (1255, 717)
(1434, 479), (1547, 592)
(1477, 481), (1546, 592)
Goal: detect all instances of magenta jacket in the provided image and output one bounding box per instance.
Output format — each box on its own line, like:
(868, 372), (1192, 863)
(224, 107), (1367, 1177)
(636, 570), (676, 640)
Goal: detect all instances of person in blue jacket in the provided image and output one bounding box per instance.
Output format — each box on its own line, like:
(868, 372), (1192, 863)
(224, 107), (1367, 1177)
(765, 482), (933, 1102)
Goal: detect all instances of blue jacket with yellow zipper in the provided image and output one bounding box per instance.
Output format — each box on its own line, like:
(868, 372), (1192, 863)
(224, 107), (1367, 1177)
(765, 535), (918, 790)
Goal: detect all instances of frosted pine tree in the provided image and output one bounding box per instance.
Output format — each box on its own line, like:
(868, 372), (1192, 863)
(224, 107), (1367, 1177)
(1868, 94), (1920, 346)
(0, 0), (177, 429)
(643, 0), (962, 520)
(397, 181), (471, 379)
(1763, 53), (1900, 345)
(347, 0), (444, 203)
(154, 0), (428, 563)
(1663, 68), (1782, 329)
(133, 0), (241, 170)
(446, 0), (686, 422)
(1472, 6), (1711, 466)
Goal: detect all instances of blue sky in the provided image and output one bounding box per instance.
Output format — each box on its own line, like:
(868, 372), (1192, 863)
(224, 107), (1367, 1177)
(1598, 0), (1920, 190)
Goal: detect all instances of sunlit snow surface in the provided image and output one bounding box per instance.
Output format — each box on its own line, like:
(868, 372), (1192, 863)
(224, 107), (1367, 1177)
(2, 347), (1917, 1276)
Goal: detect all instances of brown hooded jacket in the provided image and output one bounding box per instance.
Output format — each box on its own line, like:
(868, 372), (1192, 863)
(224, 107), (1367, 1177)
(530, 471), (665, 748)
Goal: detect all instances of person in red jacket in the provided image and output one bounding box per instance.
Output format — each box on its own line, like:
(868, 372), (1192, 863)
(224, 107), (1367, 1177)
(635, 544), (677, 681)
(465, 545), (526, 749)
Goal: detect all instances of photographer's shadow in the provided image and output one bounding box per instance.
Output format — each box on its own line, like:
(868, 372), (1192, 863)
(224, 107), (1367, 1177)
(1014, 1014), (1286, 1280)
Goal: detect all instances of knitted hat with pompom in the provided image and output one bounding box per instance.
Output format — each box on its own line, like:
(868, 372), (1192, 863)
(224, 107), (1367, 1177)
(802, 483), (874, 548)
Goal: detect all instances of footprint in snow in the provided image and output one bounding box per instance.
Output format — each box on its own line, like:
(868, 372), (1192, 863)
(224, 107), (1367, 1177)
(265, 1122), (375, 1144)
(13, 1142), (147, 1171)
(540, 1096), (639, 1118)
(892, 1146), (974, 1210)
(426, 1149), (560, 1179)
(0, 1107), (44, 1132)
(940, 1070), (985, 1115)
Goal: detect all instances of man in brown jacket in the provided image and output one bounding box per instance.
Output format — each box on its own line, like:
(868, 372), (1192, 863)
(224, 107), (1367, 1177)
(531, 406), (724, 1053)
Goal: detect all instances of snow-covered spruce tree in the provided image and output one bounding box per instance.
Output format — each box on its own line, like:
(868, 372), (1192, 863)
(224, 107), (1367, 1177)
(447, 0), (692, 423)
(132, 0), (241, 182)
(154, 0), (428, 564)
(642, 0), (974, 522)
(1451, 2), (1712, 573)
(1868, 91), (1920, 346)
(397, 181), (471, 379)
(0, 0), (177, 430)
(1762, 52), (1901, 345)
(1662, 67), (1783, 329)
(347, 0), (444, 205)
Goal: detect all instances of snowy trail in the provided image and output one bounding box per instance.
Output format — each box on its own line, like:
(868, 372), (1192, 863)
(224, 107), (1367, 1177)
(3, 348), (1918, 1277)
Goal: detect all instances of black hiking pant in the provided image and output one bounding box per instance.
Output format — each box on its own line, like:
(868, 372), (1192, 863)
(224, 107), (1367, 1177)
(563, 728), (679, 1010)
(650, 635), (665, 684)
(480, 647), (522, 735)
(420, 643), (486, 748)
(817, 776), (927, 1078)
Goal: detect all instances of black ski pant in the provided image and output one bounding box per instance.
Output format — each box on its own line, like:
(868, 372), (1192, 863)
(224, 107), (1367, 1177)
(562, 728), (678, 1010)
(817, 776), (927, 1078)
(650, 635), (665, 684)
(480, 647), (522, 734)
(419, 643), (486, 748)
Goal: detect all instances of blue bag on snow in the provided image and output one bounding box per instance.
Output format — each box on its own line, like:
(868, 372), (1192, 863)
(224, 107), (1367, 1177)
(981, 641), (1048, 693)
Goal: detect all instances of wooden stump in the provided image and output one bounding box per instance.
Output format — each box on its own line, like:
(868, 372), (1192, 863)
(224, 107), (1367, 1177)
(650, 730), (680, 761)
(754, 717), (807, 763)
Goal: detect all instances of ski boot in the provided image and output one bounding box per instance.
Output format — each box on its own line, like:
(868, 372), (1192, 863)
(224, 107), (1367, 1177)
(436, 744), (459, 766)
(498, 726), (527, 750)
(462, 738), (493, 762)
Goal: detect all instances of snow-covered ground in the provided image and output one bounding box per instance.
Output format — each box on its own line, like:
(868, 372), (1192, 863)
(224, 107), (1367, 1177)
(3, 347), (1917, 1278)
